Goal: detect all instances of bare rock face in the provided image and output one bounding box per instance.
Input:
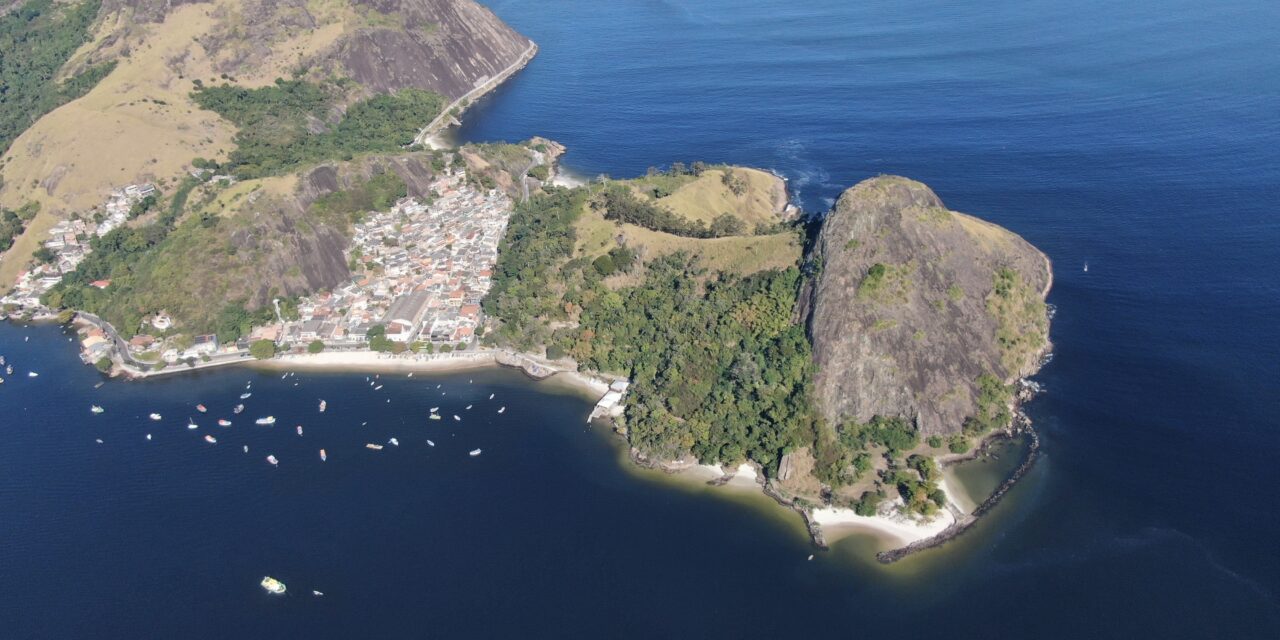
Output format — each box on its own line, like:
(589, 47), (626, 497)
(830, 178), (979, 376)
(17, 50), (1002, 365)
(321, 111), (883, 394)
(807, 176), (1052, 435)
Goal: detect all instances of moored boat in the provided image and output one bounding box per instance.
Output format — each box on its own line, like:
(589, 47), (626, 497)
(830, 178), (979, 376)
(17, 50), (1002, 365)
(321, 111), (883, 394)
(204, 435), (217, 444)
(429, 414), (441, 420)
(319, 449), (327, 462)
(240, 392), (252, 400)
(388, 438), (399, 446)
(365, 443), (384, 451)
(318, 399), (327, 413)
(266, 455), (278, 466)
(90, 405), (104, 414)
(27, 371), (38, 377)
(255, 416), (276, 425)
(426, 439), (435, 447)
(218, 419), (232, 427)
(469, 449), (482, 457)
(296, 425), (303, 436)
(233, 404), (244, 414)
(149, 413), (162, 421)
(498, 407), (505, 414)
(260, 576), (286, 594)
(453, 415), (461, 421)
(196, 404), (207, 413)
(187, 420), (198, 430)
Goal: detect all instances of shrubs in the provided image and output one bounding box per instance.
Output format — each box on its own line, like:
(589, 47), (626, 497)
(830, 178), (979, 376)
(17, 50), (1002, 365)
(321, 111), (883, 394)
(307, 340), (325, 354)
(249, 339), (276, 360)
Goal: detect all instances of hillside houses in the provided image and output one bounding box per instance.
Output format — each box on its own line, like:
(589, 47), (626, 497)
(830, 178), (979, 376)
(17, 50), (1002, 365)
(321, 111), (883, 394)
(275, 172), (512, 349)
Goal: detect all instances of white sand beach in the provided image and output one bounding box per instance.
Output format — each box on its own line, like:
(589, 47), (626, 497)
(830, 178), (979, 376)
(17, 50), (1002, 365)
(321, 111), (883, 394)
(811, 498), (958, 547)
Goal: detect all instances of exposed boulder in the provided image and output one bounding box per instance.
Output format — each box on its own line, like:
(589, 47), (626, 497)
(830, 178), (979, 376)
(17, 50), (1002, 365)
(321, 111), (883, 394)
(807, 176), (1051, 435)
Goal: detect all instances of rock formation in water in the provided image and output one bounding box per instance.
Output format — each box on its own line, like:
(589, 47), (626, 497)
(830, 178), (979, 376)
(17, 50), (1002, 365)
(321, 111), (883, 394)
(807, 176), (1052, 435)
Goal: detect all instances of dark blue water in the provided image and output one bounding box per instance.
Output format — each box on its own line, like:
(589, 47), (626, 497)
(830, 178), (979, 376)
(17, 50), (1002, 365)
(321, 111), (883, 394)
(4, 0), (1279, 636)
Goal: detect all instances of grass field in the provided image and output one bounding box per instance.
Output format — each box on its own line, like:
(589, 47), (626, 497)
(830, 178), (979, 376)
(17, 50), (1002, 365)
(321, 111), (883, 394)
(621, 166), (786, 230)
(574, 200), (801, 276)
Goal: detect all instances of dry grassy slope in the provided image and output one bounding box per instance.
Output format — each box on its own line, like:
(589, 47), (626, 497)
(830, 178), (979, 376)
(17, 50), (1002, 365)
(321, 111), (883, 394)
(627, 167), (789, 228)
(0, 0), (532, 290)
(807, 176), (1052, 435)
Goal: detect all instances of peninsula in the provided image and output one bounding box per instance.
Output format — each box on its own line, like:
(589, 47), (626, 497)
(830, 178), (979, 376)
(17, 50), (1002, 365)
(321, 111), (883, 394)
(0, 0), (1052, 559)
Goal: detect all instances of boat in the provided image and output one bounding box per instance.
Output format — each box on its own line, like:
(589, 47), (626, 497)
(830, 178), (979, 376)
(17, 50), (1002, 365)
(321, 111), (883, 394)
(1084, 261), (1089, 272)
(5, 364), (13, 374)
(465, 404), (472, 410)
(240, 392), (252, 400)
(388, 438), (399, 446)
(408, 373), (413, 378)
(204, 435), (217, 444)
(318, 399), (326, 413)
(90, 405), (104, 414)
(266, 455), (278, 466)
(242, 445), (249, 453)
(260, 576), (286, 594)
(430, 407), (439, 413)
(489, 394), (495, 400)
(94, 381), (103, 389)
(146, 434), (152, 440)
(469, 449), (482, 457)
(233, 404), (244, 414)
(255, 416), (276, 426)
(296, 425), (303, 436)
(426, 439), (435, 447)
(149, 413), (162, 421)
(319, 449), (327, 462)
(374, 385), (383, 391)
(95, 438), (103, 444)
(281, 373), (287, 379)
(218, 419), (232, 427)
(428, 414), (441, 420)
(27, 371), (38, 377)
(313, 590), (324, 597)
(196, 404), (207, 413)
(187, 420), (198, 430)
(453, 415), (461, 421)
(365, 443), (384, 451)
(498, 407), (505, 414)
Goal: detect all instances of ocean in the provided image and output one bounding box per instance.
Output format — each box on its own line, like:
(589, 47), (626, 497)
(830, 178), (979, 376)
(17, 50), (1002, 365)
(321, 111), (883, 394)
(3, 0), (1279, 636)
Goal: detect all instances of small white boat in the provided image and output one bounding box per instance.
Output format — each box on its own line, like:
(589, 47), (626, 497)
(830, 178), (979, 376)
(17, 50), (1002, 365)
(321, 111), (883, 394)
(255, 416), (276, 426)
(90, 405), (104, 414)
(296, 425), (303, 436)
(374, 385), (383, 391)
(489, 394), (495, 400)
(469, 448), (482, 457)
(233, 404), (245, 414)
(27, 371), (38, 377)
(436, 384), (441, 388)
(218, 419), (232, 427)
(95, 438), (103, 444)
(243, 445), (249, 453)
(465, 404), (472, 410)
(266, 455), (278, 466)
(149, 413), (162, 421)
(430, 407), (439, 413)
(281, 373), (288, 379)
(429, 414), (441, 420)
(498, 407), (505, 414)
(426, 439), (435, 447)
(204, 435), (217, 444)
(196, 404), (207, 413)
(319, 449), (327, 462)
(453, 415), (461, 421)
(261, 576), (286, 594)
(146, 434), (152, 440)
(318, 400), (327, 413)
(408, 373), (413, 378)
(240, 392), (252, 399)
(388, 438), (399, 446)
(365, 443), (384, 451)
(187, 420), (198, 430)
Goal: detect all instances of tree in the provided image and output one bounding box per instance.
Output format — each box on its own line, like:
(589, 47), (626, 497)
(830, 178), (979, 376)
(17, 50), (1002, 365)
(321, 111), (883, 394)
(307, 340), (325, 354)
(94, 356), (112, 373)
(249, 339), (276, 360)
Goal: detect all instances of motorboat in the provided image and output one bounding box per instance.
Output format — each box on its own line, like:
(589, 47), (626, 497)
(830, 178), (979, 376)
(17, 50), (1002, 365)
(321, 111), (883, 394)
(149, 413), (163, 421)
(204, 435), (217, 444)
(318, 399), (326, 413)
(388, 438), (399, 446)
(365, 443), (384, 451)
(255, 416), (276, 426)
(266, 455), (278, 466)
(260, 576), (286, 594)
(187, 420), (198, 430)
(498, 407), (505, 414)
(469, 449), (482, 457)
(240, 392), (252, 400)
(296, 425), (303, 436)
(426, 440), (435, 447)
(218, 419), (232, 427)
(90, 405), (104, 414)
(319, 449), (327, 462)
(429, 414), (441, 420)
(233, 404), (245, 414)
(196, 404), (207, 413)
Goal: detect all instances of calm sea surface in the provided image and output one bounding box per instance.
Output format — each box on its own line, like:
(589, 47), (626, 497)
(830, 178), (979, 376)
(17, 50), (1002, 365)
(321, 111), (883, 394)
(3, 0), (1279, 636)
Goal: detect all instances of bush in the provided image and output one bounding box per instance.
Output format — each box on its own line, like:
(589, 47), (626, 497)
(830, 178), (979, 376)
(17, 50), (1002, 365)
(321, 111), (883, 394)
(307, 340), (325, 354)
(948, 436), (971, 454)
(927, 435), (943, 448)
(94, 356), (112, 372)
(249, 339), (276, 360)
(546, 344), (566, 360)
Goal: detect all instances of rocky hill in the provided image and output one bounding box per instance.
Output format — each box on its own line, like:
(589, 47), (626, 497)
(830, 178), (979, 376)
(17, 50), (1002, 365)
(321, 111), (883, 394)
(807, 176), (1051, 435)
(0, 0), (532, 288)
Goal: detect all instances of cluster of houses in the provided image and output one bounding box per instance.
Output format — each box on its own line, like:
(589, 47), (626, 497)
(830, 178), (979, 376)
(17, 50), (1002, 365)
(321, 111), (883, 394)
(260, 172), (512, 349)
(1, 183), (155, 309)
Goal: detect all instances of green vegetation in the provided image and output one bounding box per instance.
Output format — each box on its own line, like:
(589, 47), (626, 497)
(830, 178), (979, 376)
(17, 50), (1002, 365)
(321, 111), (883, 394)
(486, 187), (815, 469)
(0, 202), (40, 253)
(249, 339), (276, 359)
(594, 184), (747, 239)
(987, 266), (1048, 373)
(310, 170), (407, 223)
(94, 356), (111, 372)
(856, 261), (913, 303)
(853, 489), (885, 516)
(0, 0), (116, 155)
(948, 435), (971, 454)
(927, 435), (943, 448)
(307, 340), (325, 354)
(192, 80), (445, 178)
(963, 373), (1013, 436)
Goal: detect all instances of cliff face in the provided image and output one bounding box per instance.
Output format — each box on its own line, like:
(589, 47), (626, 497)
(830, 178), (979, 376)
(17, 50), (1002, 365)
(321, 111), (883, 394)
(807, 176), (1051, 435)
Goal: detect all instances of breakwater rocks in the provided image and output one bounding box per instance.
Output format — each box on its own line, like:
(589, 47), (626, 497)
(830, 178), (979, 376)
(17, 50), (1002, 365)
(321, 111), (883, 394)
(876, 426), (1041, 564)
(494, 351), (557, 379)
